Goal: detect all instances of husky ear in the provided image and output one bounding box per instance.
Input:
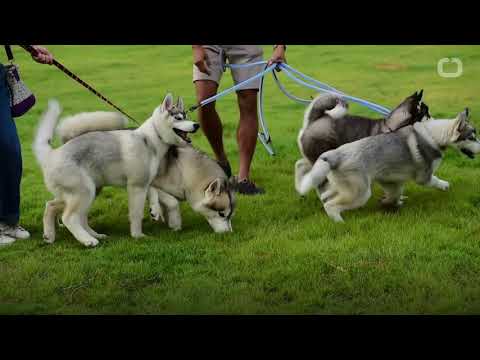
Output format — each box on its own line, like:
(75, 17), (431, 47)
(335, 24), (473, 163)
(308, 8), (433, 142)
(162, 93), (174, 112)
(177, 96), (185, 112)
(451, 108), (469, 140)
(419, 102), (430, 120)
(416, 89), (423, 100)
(206, 178), (223, 196)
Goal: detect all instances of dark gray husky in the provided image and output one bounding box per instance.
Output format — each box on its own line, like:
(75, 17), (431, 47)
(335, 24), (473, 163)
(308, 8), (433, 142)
(295, 91), (429, 192)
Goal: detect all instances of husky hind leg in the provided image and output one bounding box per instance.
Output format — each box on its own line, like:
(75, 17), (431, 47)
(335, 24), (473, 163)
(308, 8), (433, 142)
(61, 189), (99, 247)
(43, 198), (65, 243)
(323, 173), (371, 222)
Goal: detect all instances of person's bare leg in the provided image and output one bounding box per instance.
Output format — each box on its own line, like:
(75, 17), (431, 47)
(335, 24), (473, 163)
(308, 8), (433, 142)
(236, 89), (259, 181)
(194, 80), (230, 171)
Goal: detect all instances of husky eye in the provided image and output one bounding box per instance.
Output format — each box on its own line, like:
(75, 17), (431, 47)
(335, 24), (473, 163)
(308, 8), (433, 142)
(218, 212), (225, 218)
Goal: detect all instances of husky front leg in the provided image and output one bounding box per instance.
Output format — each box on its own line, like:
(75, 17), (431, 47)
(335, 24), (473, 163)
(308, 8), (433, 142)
(378, 182), (405, 207)
(156, 189), (182, 231)
(127, 185), (149, 238)
(80, 215), (107, 239)
(148, 187), (165, 222)
(425, 175), (450, 191)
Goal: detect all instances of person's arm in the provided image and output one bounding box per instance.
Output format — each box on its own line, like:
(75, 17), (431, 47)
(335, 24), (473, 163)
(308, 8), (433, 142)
(268, 45), (287, 68)
(30, 45), (54, 65)
(192, 45), (211, 75)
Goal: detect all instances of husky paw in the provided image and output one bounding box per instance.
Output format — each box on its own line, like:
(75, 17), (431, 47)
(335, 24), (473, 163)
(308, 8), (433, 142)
(131, 232), (146, 239)
(381, 197), (404, 207)
(325, 208), (344, 223)
(43, 233), (55, 244)
(95, 233), (108, 239)
(331, 215), (345, 223)
(168, 219), (182, 231)
(150, 207), (165, 222)
(83, 238), (99, 248)
(437, 180), (450, 191)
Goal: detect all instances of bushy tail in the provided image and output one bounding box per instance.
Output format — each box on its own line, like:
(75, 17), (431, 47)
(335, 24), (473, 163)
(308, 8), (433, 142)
(295, 157), (332, 195)
(303, 93), (347, 128)
(56, 111), (128, 144)
(33, 99), (62, 169)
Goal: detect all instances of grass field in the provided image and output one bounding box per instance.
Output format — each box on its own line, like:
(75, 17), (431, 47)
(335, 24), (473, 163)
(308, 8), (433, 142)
(1, 45), (479, 314)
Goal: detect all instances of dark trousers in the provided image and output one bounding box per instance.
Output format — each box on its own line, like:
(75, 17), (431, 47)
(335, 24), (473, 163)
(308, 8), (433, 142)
(0, 65), (22, 225)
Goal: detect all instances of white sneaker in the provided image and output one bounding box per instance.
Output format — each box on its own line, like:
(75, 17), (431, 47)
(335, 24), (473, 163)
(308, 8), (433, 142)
(0, 234), (16, 246)
(0, 223), (31, 240)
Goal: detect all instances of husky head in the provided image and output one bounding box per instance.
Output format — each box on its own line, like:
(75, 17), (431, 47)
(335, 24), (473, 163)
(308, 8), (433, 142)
(195, 178), (235, 233)
(152, 93), (200, 146)
(450, 108), (480, 158)
(385, 90), (428, 130)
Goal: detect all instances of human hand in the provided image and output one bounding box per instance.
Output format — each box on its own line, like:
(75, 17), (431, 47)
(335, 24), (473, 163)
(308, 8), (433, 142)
(31, 46), (54, 65)
(192, 45), (211, 75)
(268, 45), (287, 71)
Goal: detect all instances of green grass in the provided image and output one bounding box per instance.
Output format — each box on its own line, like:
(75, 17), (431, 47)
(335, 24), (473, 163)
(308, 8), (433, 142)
(1, 45), (480, 314)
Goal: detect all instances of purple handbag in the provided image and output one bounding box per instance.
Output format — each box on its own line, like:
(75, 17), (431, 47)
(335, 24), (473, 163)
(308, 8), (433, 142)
(4, 45), (36, 118)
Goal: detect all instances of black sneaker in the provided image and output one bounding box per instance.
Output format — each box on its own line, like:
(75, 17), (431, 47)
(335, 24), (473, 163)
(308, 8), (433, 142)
(235, 178), (265, 195)
(217, 161), (232, 178)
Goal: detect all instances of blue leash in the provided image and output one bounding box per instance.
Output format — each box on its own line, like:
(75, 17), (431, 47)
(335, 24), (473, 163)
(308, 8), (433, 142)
(188, 60), (392, 155)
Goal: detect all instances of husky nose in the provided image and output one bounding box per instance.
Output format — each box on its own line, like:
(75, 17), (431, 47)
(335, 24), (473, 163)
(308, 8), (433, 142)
(193, 123), (200, 132)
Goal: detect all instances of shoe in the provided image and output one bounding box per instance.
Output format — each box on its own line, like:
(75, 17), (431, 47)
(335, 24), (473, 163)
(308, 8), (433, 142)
(0, 234), (16, 246)
(0, 223), (30, 240)
(217, 161), (232, 178)
(234, 178), (265, 195)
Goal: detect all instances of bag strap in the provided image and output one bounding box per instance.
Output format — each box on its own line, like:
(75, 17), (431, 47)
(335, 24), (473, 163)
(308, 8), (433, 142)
(4, 45), (14, 62)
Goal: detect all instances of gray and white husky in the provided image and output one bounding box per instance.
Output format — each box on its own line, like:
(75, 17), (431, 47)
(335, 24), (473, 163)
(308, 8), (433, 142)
(295, 91), (429, 193)
(33, 94), (199, 247)
(148, 145), (235, 233)
(51, 100), (236, 234)
(296, 108), (480, 222)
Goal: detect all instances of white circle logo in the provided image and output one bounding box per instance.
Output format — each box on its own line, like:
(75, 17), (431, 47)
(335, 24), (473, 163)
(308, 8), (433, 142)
(438, 58), (463, 78)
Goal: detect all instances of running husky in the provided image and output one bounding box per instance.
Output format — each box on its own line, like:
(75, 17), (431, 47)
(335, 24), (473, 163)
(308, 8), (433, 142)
(295, 91), (429, 194)
(33, 94), (199, 247)
(53, 102), (236, 234)
(296, 108), (480, 222)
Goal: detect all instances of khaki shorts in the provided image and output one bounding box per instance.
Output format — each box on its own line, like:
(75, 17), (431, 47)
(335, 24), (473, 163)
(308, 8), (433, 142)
(193, 45), (264, 90)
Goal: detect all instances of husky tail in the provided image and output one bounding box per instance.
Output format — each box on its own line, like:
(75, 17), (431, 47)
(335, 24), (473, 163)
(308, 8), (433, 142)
(56, 111), (128, 144)
(295, 151), (341, 195)
(303, 93), (348, 128)
(33, 99), (62, 169)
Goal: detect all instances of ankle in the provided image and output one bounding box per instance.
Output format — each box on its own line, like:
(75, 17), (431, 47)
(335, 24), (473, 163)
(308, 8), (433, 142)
(238, 173), (250, 182)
